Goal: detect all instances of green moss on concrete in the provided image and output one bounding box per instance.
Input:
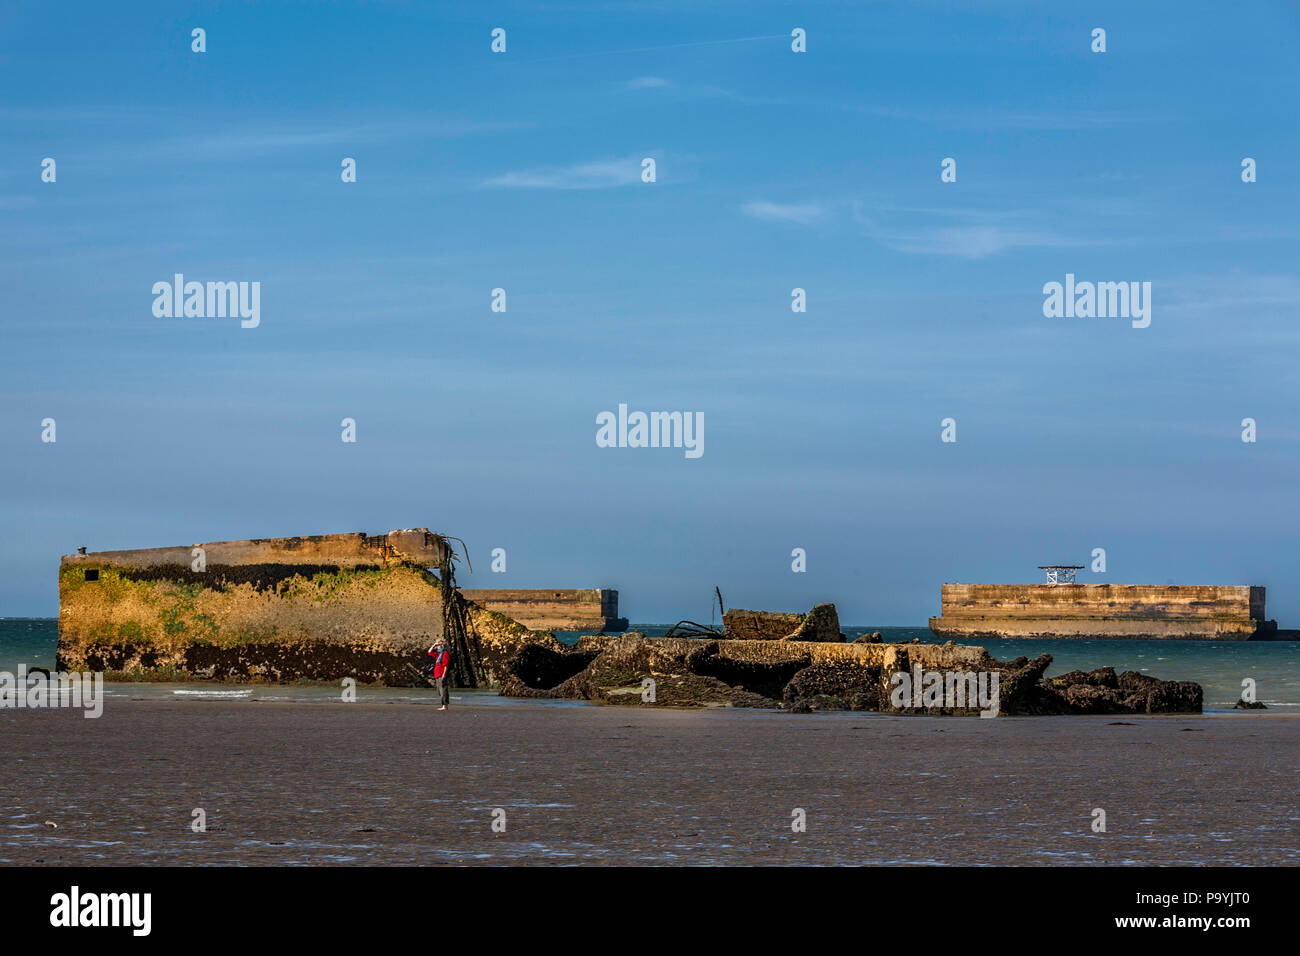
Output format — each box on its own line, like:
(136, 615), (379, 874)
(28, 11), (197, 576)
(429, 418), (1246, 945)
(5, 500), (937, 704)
(60, 565), (149, 605)
(61, 559), (485, 685)
(279, 566), (388, 602)
(117, 621), (150, 646)
(103, 666), (191, 682)
(87, 621), (118, 645)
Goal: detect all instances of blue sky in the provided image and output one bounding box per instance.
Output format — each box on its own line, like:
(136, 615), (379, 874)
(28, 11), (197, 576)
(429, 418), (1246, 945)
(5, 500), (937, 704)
(3, 1), (1299, 624)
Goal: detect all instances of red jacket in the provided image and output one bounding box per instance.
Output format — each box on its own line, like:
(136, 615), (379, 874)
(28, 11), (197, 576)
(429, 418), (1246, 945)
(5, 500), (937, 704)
(427, 647), (450, 679)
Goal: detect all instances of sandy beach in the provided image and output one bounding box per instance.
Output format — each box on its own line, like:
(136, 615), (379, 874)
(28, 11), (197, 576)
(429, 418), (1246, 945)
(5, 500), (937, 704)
(2, 698), (1295, 865)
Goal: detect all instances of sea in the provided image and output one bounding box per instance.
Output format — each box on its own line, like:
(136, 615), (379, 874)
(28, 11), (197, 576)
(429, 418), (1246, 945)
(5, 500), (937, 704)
(2, 618), (1295, 713)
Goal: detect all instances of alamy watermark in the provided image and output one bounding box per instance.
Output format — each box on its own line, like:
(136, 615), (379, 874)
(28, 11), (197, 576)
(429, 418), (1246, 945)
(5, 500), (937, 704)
(152, 274), (260, 328)
(50, 886), (150, 936)
(0, 666), (104, 718)
(889, 665), (1000, 717)
(1042, 273), (1151, 329)
(596, 404), (704, 459)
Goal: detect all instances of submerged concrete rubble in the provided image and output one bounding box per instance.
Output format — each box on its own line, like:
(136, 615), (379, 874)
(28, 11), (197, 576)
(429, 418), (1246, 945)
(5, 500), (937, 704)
(496, 627), (1203, 716)
(56, 532), (1204, 715)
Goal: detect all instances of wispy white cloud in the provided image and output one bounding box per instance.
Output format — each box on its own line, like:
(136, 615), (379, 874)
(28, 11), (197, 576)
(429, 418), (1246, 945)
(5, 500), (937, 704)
(10, 113), (528, 165)
(851, 201), (1095, 259)
(155, 116), (525, 162)
(878, 224), (1069, 258)
(740, 200), (827, 225)
(843, 104), (1155, 131)
(483, 155), (649, 190)
(1162, 273), (1300, 312)
(739, 195), (1237, 257)
(626, 76), (673, 90)
(739, 198), (1065, 253)
(619, 80), (788, 106)
(517, 33), (789, 64)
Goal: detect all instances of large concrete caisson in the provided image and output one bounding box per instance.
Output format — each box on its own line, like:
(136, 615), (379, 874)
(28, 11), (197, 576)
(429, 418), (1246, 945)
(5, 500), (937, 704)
(57, 529), (557, 685)
(929, 583), (1279, 641)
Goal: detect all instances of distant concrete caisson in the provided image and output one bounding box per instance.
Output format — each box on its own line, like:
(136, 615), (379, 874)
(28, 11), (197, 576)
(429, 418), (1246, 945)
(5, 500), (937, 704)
(459, 589), (627, 633)
(929, 582), (1283, 641)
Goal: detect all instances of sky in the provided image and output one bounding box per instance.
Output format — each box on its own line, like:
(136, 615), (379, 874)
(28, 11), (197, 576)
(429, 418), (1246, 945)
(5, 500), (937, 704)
(2, 1), (1299, 625)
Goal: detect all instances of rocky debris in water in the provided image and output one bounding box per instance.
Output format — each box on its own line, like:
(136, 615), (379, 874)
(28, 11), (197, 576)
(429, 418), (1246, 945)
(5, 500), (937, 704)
(1051, 666), (1119, 689)
(501, 635), (783, 707)
(1061, 683), (1128, 715)
(1233, 698), (1267, 710)
(1126, 674), (1202, 714)
(980, 655), (1051, 714)
(722, 604), (843, 642)
(634, 673), (776, 709)
(1042, 665), (1203, 715)
(852, 631), (883, 644)
(497, 633), (1201, 716)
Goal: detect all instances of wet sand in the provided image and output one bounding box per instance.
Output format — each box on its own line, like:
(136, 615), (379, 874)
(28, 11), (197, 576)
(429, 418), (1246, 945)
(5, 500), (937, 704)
(2, 698), (1296, 865)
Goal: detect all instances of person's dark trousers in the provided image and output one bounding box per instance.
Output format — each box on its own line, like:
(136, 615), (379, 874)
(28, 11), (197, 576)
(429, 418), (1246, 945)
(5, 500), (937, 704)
(435, 677), (449, 707)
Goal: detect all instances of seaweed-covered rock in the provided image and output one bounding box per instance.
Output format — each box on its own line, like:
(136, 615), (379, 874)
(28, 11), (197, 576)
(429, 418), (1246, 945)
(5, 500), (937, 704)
(1032, 666), (1203, 715)
(783, 659), (882, 711)
(1051, 666), (1119, 690)
(495, 632), (1203, 717)
(622, 674), (777, 709)
(1117, 670), (1160, 692)
(496, 642), (599, 698)
(1087, 666), (1120, 688)
(994, 655), (1060, 715)
(687, 641), (810, 699)
(1141, 680), (1203, 714)
(1060, 683), (1128, 715)
(1110, 670), (1201, 713)
(496, 635), (787, 708)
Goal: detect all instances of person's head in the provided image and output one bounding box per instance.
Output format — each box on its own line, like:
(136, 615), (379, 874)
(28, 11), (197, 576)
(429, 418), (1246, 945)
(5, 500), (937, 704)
(434, 638), (446, 650)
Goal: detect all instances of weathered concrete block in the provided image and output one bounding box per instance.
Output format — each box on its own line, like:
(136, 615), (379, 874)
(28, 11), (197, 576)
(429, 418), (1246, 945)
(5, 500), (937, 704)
(723, 603), (843, 642)
(56, 529), (554, 686)
(459, 588), (626, 633)
(722, 609), (802, 641)
(929, 583), (1273, 640)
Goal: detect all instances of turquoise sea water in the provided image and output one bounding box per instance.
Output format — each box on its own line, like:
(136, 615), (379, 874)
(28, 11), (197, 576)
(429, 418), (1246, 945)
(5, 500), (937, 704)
(4, 618), (1296, 712)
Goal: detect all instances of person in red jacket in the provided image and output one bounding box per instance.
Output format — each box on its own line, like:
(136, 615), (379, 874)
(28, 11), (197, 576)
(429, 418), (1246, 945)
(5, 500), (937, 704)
(427, 638), (451, 711)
